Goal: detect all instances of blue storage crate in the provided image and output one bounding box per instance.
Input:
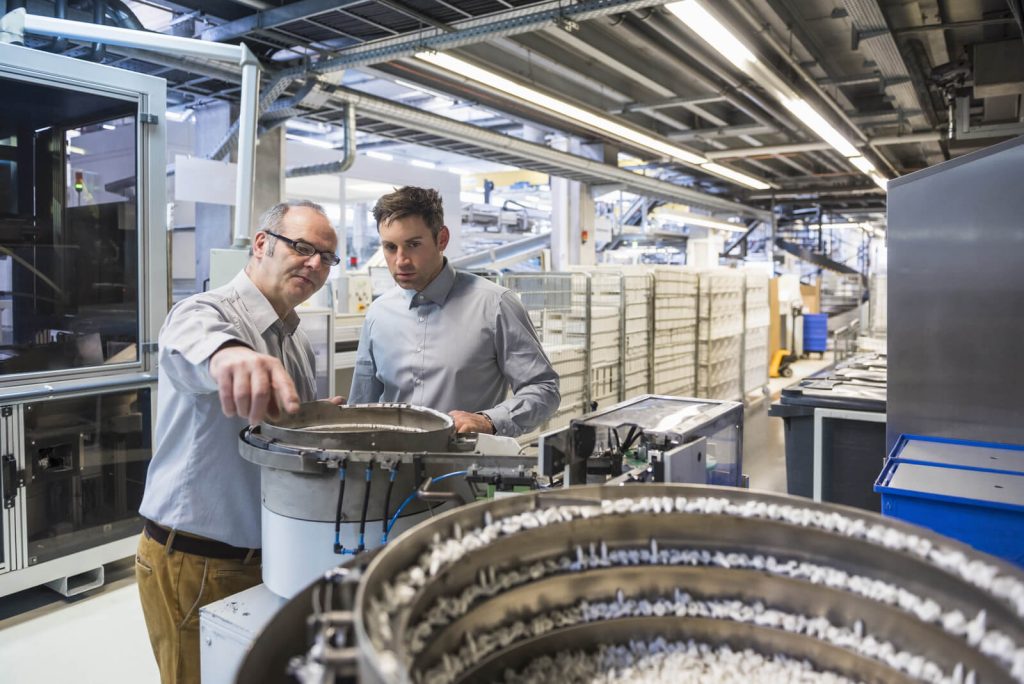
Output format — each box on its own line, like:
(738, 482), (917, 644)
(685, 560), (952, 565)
(876, 435), (1024, 566)
(889, 433), (1024, 475)
(802, 313), (828, 353)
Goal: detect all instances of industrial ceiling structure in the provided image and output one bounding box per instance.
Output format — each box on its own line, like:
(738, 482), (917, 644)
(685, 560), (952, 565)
(12, 0), (1024, 222)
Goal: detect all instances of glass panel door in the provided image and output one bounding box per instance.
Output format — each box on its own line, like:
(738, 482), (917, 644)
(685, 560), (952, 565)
(0, 76), (140, 379)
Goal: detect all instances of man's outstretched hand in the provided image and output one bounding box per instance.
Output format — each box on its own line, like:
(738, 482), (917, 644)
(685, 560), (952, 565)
(449, 410), (494, 434)
(209, 344), (301, 425)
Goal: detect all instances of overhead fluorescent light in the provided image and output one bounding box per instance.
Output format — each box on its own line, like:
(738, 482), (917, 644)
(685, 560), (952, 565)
(847, 156), (877, 174)
(67, 145), (86, 155)
(700, 162), (771, 190)
(665, 1), (756, 69)
(410, 159), (436, 169)
(667, 0), (887, 188)
(365, 150), (394, 161)
(447, 167), (469, 175)
(165, 108), (194, 123)
(101, 124), (116, 131)
(285, 134), (336, 149)
(869, 171), (888, 191)
(782, 98), (859, 158)
(65, 129), (81, 139)
(658, 210), (747, 233)
(416, 52), (709, 168)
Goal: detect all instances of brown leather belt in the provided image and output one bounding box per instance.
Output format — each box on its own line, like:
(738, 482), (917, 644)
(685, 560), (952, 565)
(143, 519), (260, 561)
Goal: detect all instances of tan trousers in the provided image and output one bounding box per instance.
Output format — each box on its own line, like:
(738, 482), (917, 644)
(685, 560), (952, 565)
(135, 532), (262, 684)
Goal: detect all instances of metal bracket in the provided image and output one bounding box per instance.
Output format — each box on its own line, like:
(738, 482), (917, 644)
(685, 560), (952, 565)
(2, 453), (23, 509)
(139, 113), (158, 125)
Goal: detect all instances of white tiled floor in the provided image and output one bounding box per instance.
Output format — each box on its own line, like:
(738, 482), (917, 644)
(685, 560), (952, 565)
(0, 564), (159, 684)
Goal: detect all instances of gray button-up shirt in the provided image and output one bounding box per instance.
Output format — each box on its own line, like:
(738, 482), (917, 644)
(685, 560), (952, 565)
(349, 261), (559, 437)
(139, 271), (318, 548)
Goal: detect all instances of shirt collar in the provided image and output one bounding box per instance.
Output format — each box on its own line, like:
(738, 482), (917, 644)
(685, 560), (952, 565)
(231, 270), (301, 335)
(409, 258), (456, 308)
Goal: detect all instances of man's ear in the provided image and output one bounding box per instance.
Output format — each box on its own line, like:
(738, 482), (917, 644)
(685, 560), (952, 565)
(252, 231), (268, 258)
(437, 226), (450, 252)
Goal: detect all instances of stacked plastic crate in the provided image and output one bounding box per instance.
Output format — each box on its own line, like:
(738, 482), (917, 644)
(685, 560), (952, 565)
(620, 269), (654, 400)
(575, 270), (623, 412)
(869, 274), (887, 335)
(503, 273), (588, 444)
(742, 270), (770, 396)
(697, 268), (745, 400)
(651, 267), (700, 397)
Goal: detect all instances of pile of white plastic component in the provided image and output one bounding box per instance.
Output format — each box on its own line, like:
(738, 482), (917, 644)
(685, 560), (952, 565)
(366, 496), (1024, 684)
(501, 639), (860, 684)
(419, 590), (969, 684)
(403, 544), (1021, 680)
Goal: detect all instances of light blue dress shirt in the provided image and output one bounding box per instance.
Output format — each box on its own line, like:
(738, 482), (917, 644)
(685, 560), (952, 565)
(139, 271), (318, 548)
(348, 260), (559, 437)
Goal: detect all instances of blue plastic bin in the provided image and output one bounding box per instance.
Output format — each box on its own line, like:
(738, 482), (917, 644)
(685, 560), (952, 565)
(876, 435), (1024, 566)
(802, 313), (828, 353)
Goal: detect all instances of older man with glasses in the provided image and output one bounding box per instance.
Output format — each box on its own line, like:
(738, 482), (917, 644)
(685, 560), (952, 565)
(135, 199), (342, 684)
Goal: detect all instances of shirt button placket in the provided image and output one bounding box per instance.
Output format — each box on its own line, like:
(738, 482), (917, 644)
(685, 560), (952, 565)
(416, 308), (426, 401)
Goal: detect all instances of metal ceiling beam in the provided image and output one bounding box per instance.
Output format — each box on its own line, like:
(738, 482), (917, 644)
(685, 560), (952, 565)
(706, 132), (943, 159)
(891, 16), (1020, 36)
(274, 0), (673, 77)
(841, 0), (942, 164)
(201, 0), (368, 43)
(321, 85), (770, 220)
(611, 93), (726, 115)
(667, 124), (779, 142)
(374, 0), (455, 33)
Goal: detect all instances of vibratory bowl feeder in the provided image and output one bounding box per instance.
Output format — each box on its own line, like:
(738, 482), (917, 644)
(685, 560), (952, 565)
(237, 402), (532, 598)
(239, 484), (1024, 684)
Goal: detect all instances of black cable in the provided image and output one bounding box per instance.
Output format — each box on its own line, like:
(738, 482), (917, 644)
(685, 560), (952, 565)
(356, 463), (373, 552)
(379, 463), (398, 545)
(333, 458), (347, 554)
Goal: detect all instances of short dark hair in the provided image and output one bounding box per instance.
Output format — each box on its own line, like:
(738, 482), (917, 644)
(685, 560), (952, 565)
(372, 186), (444, 239)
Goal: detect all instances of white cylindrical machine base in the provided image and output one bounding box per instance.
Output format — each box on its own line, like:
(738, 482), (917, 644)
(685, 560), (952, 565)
(261, 506), (431, 598)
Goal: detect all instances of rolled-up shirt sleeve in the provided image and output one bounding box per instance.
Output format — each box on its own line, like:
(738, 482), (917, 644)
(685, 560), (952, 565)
(348, 315), (385, 405)
(158, 300), (248, 395)
(486, 291), (560, 437)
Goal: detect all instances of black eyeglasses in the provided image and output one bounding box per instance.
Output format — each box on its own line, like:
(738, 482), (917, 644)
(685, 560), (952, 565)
(265, 230), (341, 266)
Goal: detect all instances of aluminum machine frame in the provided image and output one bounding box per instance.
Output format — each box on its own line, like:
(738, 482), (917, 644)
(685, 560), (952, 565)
(0, 41), (166, 597)
(0, 9), (260, 597)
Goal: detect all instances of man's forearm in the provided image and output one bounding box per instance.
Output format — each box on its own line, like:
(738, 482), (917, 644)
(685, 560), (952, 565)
(488, 379), (560, 437)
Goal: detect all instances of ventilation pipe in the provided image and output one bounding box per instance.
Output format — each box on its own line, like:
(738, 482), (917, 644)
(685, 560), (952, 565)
(284, 104), (357, 177)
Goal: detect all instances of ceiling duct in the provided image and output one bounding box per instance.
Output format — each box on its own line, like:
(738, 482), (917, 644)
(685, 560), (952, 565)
(842, 0), (944, 165)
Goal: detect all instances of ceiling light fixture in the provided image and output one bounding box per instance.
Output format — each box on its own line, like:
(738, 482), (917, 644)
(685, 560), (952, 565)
(365, 150), (394, 161)
(410, 159), (436, 169)
(699, 162), (771, 190)
(666, 0), (887, 190)
(781, 98), (859, 158)
(663, 1), (756, 69)
(847, 155), (878, 175)
(415, 51), (771, 190)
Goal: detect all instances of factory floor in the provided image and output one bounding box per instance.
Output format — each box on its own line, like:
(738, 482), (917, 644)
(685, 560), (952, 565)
(0, 355), (833, 684)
